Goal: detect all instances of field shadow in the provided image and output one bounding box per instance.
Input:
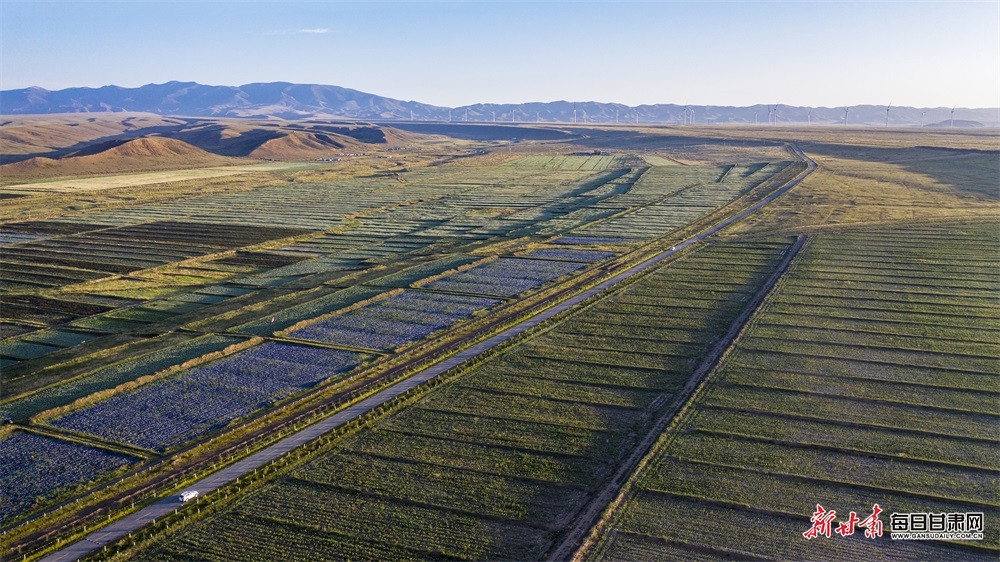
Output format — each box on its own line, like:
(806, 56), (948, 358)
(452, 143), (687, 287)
(799, 142), (1000, 199)
(384, 122), (580, 141)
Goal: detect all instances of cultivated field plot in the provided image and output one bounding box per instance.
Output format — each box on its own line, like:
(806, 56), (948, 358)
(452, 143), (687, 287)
(577, 161), (800, 239)
(135, 239), (795, 560)
(0, 429), (136, 523)
(0, 147), (800, 534)
(0, 221), (312, 289)
(288, 290), (501, 352)
(1, 333), (244, 421)
(421, 257), (586, 297)
(47, 342), (368, 451)
(586, 223), (1000, 561)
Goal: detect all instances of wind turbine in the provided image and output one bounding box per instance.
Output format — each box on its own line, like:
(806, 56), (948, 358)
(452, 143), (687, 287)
(754, 110), (758, 125)
(772, 104), (778, 125)
(950, 106), (956, 127)
(807, 109), (811, 124)
(920, 110), (926, 128)
(844, 107), (849, 126)
(884, 101), (891, 128)
(449, 110), (452, 123)
(616, 109), (619, 124)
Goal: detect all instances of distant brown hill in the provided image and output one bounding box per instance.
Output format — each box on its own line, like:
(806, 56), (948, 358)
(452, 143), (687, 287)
(0, 137), (237, 179)
(0, 114), (186, 156)
(247, 131), (367, 160)
(0, 113), (413, 163)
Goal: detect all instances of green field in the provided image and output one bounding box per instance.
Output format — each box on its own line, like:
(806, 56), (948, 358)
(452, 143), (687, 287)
(129, 239), (795, 560)
(584, 223), (1000, 561)
(2, 145), (802, 535)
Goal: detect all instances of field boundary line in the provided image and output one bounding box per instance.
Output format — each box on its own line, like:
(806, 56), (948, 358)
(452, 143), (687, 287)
(699, 404), (999, 444)
(30, 146), (817, 562)
(555, 234), (809, 562)
(652, 455), (1000, 511)
(695, 427), (997, 473)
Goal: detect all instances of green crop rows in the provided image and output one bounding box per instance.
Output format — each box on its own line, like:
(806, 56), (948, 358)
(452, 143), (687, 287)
(2, 150), (803, 530)
(586, 223), (1000, 561)
(132, 239), (794, 560)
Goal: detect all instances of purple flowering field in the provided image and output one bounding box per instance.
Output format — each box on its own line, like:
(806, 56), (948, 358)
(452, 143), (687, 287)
(0, 431), (135, 521)
(523, 249), (615, 262)
(422, 258), (585, 297)
(50, 342), (364, 451)
(289, 290), (499, 351)
(551, 235), (637, 245)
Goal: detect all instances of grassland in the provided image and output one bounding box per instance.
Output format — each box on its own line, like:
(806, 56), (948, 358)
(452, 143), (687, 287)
(0, 162), (316, 193)
(726, 147), (999, 233)
(582, 223), (999, 561)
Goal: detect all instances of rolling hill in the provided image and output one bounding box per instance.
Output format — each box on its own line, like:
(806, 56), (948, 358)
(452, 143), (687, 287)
(0, 137), (238, 178)
(0, 113), (417, 172)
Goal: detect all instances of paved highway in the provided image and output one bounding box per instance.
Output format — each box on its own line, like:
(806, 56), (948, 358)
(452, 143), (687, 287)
(40, 145), (814, 562)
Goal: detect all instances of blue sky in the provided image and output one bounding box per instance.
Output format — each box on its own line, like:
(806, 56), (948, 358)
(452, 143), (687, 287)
(2, 1), (997, 108)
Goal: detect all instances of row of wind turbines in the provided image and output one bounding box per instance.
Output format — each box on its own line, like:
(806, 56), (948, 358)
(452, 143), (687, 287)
(422, 104), (961, 127)
(759, 103), (958, 128)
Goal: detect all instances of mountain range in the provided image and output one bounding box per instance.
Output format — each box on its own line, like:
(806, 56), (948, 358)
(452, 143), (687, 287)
(2, 81), (998, 127)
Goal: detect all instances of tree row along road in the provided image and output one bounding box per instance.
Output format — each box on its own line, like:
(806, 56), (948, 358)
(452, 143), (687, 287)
(39, 145), (816, 562)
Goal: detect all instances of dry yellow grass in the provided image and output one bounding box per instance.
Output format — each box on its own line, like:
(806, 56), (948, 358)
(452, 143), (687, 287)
(727, 150), (999, 234)
(0, 161), (315, 192)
